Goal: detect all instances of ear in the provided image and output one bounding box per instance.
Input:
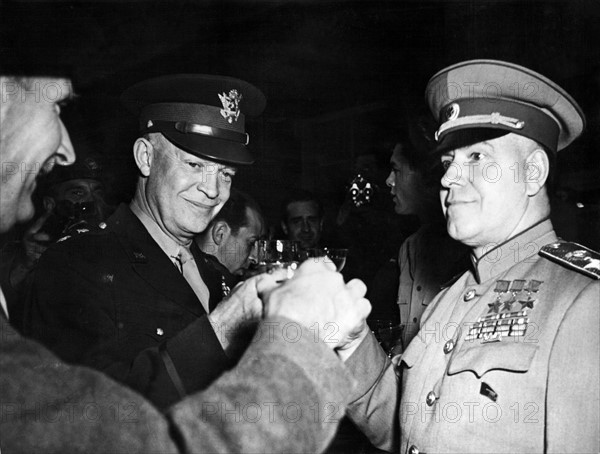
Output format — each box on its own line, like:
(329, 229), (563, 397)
(133, 138), (154, 177)
(211, 221), (230, 246)
(43, 196), (56, 212)
(280, 221), (288, 235)
(525, 148), (549, 197)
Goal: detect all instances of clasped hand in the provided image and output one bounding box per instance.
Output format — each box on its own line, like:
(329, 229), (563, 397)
(209, 260), (371, 354)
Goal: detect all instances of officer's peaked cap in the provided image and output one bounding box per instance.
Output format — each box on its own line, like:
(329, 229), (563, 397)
(121, 74), (266, 165)
(426, 60), (586, 153)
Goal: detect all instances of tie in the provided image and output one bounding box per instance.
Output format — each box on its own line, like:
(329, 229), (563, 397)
(173, 248), (211, 313)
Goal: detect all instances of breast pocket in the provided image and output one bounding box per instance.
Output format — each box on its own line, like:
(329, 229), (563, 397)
(448, 342), (539, 378)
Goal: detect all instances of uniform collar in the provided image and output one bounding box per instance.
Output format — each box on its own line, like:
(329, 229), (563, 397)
(471, 218), (557, 284)
(130, 200), (191, 259)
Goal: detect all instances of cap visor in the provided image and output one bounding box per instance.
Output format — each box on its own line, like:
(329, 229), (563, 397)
(161, 127), (254, 165)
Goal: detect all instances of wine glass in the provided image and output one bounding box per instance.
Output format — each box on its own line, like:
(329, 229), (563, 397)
(300, 247), (348, 272)
(324, 248), (348, 272)
(368, 319), (404, 357)
(255, 239), (300, 279)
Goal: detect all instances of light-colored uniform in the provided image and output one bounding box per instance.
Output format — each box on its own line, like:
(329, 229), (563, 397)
(397, 223), (469, 348)
(346, 219), (600, 453)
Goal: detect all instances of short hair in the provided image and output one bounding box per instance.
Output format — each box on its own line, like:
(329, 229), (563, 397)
(210, 189), (263, 236)
(280, 190), (324, 222)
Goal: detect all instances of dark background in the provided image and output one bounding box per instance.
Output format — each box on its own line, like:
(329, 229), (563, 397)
(2, 0), (599, 248)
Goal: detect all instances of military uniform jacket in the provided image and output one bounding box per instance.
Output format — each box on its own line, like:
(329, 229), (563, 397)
(24, 204), (232, 410)
(1, 313), (357, 453)
(397, 223), (469, 348)
(346, 219), (599, 453)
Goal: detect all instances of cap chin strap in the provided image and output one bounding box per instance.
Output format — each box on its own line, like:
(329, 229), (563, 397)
(174, 121), (249, 145)
(435, 113), (525, 141)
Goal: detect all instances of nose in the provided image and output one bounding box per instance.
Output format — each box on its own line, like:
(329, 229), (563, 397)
(248, 242), (259, 266)
(55, 119), (76, 166)
(385, 170), (395, 190)
(301, 219), (311, 232)
(197, 164), (219, 199)
(440, 161), (464, 189)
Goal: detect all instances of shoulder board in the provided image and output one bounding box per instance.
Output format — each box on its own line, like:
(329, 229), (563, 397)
(539, 241), (600, 280)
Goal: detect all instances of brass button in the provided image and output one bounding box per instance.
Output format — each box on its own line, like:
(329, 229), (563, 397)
(464, 289), (476, 301)
(156, 328), (164, 336)
(408, 445), (420, 454)
(426, 391), (437, 406)
(443, 339), (455, 354)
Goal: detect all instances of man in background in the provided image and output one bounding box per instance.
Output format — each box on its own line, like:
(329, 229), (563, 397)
(281, 190), (324, 250)
(0, 154), (112, 330)
(195, 188), (265, 299)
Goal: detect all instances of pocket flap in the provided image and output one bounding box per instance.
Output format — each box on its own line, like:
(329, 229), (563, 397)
(448, 342), (538, 378)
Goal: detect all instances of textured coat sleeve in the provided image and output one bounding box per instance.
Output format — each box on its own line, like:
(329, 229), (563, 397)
(24, 240), (230, 410)
(344, 330), (399, 452)
(545, 281), (600, 453)
(1, 316), (355, 453)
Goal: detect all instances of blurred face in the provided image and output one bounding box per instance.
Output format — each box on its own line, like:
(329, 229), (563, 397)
(145, 137), (236, 243)
(54, 178), (104, 204)
(439, 134), (531, 250)
(0, 77), (75, 232)
(385, 144), (422, 215)
(221, 207), (264, 274)
(282, 200), (323, 249)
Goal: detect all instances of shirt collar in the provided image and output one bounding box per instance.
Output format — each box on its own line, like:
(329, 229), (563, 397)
(130, 200), (191, 258)
(471, 218), (557, 283)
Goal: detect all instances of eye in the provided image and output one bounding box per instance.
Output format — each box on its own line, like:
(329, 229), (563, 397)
(220, 169), (236, 182)
(470, 152), (484, 161)
(441, 159), (452, 170)
(187, 162), (202, 169)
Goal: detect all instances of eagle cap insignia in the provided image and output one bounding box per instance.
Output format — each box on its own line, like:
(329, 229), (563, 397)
(218, 89), (242, 123)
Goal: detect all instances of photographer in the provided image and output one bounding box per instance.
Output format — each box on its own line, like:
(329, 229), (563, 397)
(0, 153), (113, 330)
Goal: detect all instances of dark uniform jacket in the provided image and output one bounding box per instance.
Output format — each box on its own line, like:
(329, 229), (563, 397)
(1, 313), (356, 453)
(346, 220), (599, 453)
(24, 204), (232, 410)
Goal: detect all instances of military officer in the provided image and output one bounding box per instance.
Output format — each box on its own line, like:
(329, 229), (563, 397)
(25, 75), (279, 409)
(342, 60), (600, 453)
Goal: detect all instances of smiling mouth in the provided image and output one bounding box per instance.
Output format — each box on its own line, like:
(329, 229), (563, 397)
(184, 198), (217, 209)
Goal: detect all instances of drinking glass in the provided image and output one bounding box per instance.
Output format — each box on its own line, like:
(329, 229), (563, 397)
(368, 319), (404, 357)
(255, 239), (300, 279)
(300, 247), (348, 272)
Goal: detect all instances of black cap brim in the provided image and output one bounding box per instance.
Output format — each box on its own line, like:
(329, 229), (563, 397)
(161, 124), (254, 165)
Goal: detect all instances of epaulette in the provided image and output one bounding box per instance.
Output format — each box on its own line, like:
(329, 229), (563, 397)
(539, 241), (600, 280)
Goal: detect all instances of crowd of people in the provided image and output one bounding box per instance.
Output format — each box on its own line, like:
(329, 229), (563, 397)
(0, 57), (598, 454)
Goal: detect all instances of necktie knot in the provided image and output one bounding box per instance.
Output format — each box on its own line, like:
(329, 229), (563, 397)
(172, 248), (194, 273)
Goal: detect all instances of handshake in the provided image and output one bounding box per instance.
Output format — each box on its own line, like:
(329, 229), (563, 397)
(208, 260), (372, 356)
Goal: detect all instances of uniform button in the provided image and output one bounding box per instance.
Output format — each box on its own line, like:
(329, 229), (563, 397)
(156, 328), (164, 336)
(408, 445), (420, 454)
(464, 289), (476, 301)
(99, 222), (107, 229)
(426, 391), (437, 406)
(416, 285), (422, 291)
(443, 339), (455, 354)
